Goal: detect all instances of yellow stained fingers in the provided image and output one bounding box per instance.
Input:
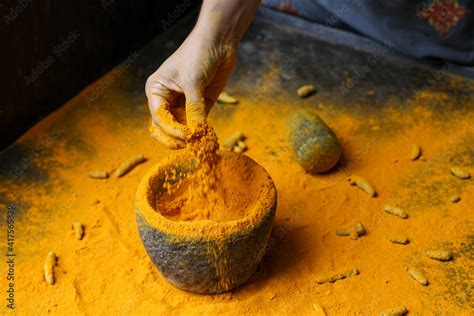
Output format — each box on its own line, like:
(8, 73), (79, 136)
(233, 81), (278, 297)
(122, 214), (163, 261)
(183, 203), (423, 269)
(149, 121), (186, 149)
(186, 101), (207, 126)
(154, 103), (187, 140)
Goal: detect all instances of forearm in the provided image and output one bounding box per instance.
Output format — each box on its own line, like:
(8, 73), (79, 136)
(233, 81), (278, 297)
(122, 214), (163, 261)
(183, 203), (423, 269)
(193, 0), (261, 46)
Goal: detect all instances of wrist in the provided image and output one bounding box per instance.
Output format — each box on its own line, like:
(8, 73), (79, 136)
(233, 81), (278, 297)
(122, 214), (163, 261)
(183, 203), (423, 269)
(195, 0), (260, 47)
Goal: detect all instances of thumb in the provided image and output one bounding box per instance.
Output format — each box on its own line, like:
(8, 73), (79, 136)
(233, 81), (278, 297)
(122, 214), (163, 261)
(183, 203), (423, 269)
(184, 85), (207, 126)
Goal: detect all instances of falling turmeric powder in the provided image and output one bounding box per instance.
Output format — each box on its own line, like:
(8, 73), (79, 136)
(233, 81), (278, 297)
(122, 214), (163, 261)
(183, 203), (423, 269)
(157, 122), (232, 221)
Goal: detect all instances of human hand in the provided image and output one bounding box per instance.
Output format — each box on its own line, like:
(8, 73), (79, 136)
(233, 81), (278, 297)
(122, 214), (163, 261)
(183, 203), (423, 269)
(146, 30), (236, 149)
(146, 0), (260, 149)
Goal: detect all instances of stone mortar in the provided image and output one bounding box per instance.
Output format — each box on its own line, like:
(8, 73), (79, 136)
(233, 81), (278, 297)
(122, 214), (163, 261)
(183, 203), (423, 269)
(135, 151), (277, 294)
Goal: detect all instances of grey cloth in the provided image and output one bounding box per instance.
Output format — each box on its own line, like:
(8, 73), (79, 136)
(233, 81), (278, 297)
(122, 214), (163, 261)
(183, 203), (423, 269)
(263, 0), (474, 65)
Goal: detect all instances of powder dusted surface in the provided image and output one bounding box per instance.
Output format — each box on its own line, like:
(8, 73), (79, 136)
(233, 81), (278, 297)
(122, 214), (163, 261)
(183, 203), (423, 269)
(1, 17), (474, 315)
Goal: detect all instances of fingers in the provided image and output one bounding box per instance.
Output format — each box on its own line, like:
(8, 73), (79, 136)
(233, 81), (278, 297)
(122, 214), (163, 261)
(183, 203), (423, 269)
(149, 120), (185, 150)
(153, 102), (187, 139)
(146, 78), (210, 147)
(183, 86), (207, 126)
(171, 95), (187, 125)
(146, 80), (187, 140)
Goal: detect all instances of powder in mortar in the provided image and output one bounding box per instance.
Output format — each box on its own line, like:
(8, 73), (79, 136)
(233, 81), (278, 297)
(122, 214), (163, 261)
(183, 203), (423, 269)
(157, 122), (253, 222)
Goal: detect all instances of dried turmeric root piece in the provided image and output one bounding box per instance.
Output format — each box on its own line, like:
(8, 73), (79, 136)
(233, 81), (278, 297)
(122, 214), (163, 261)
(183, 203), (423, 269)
(312, 303), (326, 316)
(409, 144), (421, 161)
(233, 140), (248, 154)
(336, 222), (366, 240)
(450, 195), (461, 203)
(384, 205), (408, 219)
(237, 140), (247, 150)
(336, 227), (353, 236)
(44, 252), (56, 285)
(406, 266), (428, 286)
(426, 250), (452, 261)
(223, 132), (244, 151)
(88, 171), (108, 179)
(388, 236), (409, 244)
(379, 306), (408, 316)
(315, 267), (359, 284)
(217, 92), (238, 104)
(352, 222), (366, 240)
(72, 222), (84, 240)
(348, 175), (376, 197)
(115, 154), (146, 177)
(450, 167), (470, 179)
(297, 84), (316, 98)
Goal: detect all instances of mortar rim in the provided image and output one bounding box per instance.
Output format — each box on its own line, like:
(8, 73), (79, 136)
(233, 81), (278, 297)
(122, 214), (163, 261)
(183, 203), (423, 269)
(136, 151), (277, 239)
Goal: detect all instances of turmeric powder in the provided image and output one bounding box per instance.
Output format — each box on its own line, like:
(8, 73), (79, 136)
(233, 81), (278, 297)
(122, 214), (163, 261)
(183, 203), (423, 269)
(3, 74), (473, 314)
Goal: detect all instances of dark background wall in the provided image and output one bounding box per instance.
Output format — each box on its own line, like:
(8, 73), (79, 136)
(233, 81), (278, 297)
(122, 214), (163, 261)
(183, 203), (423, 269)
(0, 0), (199, 149)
